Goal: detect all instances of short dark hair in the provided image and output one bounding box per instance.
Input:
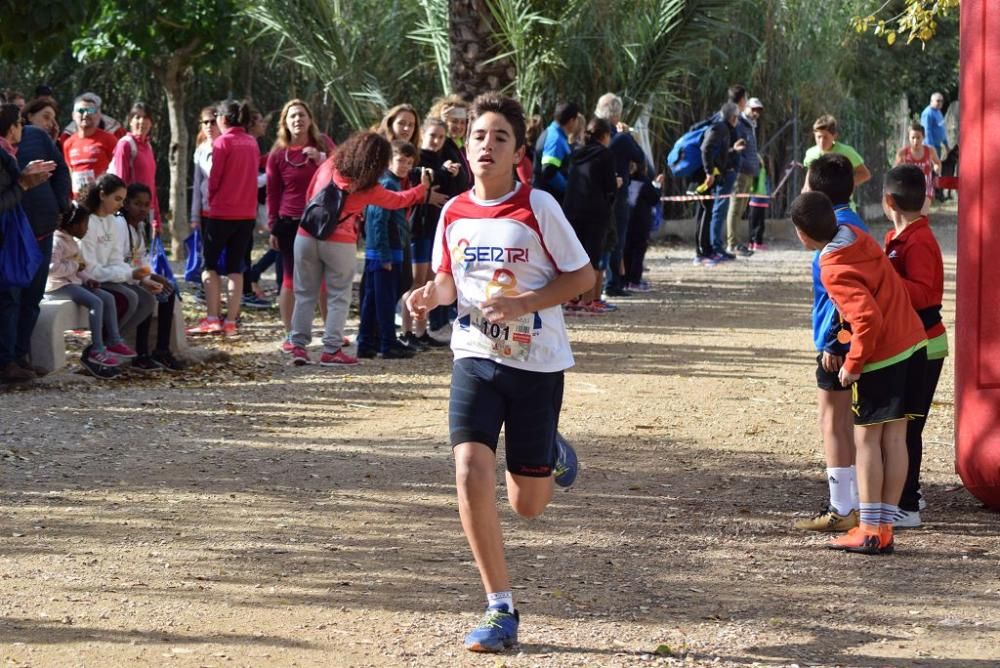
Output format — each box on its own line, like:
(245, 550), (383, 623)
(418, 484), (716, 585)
(727, 84), (747, 105)
(884, 164), (927, 213)
(909, 121), (925, 136)
(390, 139), (418, 159)
(216, 99), (252, 129)
(333, 131), (392, 192)
(59, 200), (90, 232)
(790, 191), (838, 243)
(813, 114), (838, 134)
(21, 96), (58, 123)
(126, 182), (152, 201)
(585, 117), (612, 144)
(0, 103), (20, 137)
(807, 153), (854, 206)
(554, 101), (580, 127)
(470, 91), (527, 148)
(128, 101), (153, 125)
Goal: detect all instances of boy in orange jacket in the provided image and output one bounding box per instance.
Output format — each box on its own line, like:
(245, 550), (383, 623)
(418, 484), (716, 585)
(790, 191), (927, 555)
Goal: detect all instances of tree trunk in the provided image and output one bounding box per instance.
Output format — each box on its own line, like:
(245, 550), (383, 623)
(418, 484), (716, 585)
(448, 0), (515, 98)
(157, 57), (191, 259)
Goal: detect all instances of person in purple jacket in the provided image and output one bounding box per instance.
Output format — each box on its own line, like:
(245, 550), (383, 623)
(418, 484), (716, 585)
(188, 99), (260, 337)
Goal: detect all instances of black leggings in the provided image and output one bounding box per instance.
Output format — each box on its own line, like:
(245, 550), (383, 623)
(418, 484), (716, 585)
(695, 200), (713, 257)
(136, 291), (177, 355)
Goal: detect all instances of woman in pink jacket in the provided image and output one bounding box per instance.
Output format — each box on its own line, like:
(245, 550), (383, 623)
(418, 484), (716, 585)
(188, 99), (260, 336)
(110, 102), (162, 235)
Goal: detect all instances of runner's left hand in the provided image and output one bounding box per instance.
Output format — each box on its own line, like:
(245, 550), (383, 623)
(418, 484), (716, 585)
(481, 293), (528, 324)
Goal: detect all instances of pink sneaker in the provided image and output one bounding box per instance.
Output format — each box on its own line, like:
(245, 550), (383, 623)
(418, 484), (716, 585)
(186, 318), (223, 335)
(290, 346), (311, 366)
(319, 349), (358, 366)
(87, 348), (121, 367)
(222, 320), (238, 336)
(106, 342), (137, 358)
(279, 338), (296, 354)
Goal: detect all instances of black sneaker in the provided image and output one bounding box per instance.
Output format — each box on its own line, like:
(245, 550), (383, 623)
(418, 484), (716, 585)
(132, 355), (165, 373)
(151, 350), (187, 372)
(399, 332), (428, 352)
(356, 347), (377, 359)
(80, 350), (122, 380)
(417, 332), (449, 348)
(380, 345), (416, 359)
(719, 250), (737, 260)
(604, 285), (632, 297)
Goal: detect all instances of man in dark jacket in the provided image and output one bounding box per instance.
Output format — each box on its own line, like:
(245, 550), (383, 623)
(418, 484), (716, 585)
(0, 125), (59, 382)
(700, 102), (745, 260)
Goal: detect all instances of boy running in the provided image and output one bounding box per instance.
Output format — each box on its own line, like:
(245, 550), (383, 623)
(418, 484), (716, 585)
(407, 92), (592, 652)
(790, 191), (927, 555)
(882, 164), (948, 528)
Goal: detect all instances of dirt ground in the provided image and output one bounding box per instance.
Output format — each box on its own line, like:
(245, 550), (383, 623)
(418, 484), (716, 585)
(2, 210), (998, 668)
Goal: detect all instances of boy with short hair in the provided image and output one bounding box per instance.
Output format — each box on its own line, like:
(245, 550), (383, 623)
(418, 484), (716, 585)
(803, 115), (871, 191)
(790, 191), (927, 555)
(357, 140), (419, 360)
(407, 92), (593, 651)
(795, 153), (869, 532)
(882, 164), (948, 528)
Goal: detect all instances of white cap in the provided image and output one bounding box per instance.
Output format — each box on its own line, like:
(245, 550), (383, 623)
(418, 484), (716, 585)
(748, 97), (764, 110)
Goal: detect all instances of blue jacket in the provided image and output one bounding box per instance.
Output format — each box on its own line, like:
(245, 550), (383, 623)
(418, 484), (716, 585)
(16, 125), (70, 238)
(736, 114), (759, 176)
(363, 171), (406, 264)
(609, 128), (646, 185)
(538, 121), (571, 196)
(811, 205), (869, 353)
(920, 106), (948, 152)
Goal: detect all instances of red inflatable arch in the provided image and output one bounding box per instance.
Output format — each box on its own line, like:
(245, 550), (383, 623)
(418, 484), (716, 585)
(955, 0), (1000, 510)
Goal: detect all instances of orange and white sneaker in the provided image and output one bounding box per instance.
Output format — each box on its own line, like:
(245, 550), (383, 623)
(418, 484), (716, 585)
(828, 524), (891, 555)
(186, 317), (223, 336)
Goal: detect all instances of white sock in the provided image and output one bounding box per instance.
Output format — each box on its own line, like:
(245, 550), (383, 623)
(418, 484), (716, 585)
(827, 467), (855, 515)
(849, 465), (859, 509)
(881, 503), (900, 524)
(486, 591), (514, 613)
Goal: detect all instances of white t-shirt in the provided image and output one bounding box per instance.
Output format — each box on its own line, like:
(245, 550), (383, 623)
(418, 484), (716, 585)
(432, 182), (590, 372)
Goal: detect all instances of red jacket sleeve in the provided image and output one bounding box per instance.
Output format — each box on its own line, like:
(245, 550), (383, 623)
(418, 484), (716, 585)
(265, 150), (282, 230)
(207, 137), (226, 204)
(822, 266), (884, 376)
(361, 181), (427, 211)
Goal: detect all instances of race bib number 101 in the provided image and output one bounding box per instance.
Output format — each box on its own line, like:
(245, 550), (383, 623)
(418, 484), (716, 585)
(468, 307), (532, 362)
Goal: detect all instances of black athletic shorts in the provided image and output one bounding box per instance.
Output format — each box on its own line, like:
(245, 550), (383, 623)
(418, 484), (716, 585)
(816, 352), (851, 392)
(851, 346), (928, 426)
(448, 357), (564, 477)
(202, 218), (255, 275)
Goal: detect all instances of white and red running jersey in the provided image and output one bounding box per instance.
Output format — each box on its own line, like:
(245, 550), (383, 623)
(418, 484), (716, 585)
(432, 182), (590, 372)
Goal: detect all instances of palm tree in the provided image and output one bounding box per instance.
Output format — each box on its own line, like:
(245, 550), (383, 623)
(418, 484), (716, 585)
(449, 0), (515, 98)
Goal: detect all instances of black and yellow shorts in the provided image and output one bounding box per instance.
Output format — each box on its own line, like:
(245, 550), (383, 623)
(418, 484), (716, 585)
(851, 346), (928, 426)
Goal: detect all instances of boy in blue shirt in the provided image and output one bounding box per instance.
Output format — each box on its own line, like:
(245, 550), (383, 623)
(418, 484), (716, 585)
(533, 101), (580, 203)
(357, 140), (419, 360)
(795, 153), (870, 532)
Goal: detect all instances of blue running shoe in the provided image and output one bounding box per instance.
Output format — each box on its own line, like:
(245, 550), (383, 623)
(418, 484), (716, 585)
(554, 432), (578, 487)
(464, 605), (519, 652)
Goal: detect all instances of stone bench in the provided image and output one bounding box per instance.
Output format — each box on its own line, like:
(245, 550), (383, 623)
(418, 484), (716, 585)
(30, 296), (189, 374)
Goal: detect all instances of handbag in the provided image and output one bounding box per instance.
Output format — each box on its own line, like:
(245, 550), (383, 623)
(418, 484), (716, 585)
(150, 236), (180, 302)
(0, 205), (43, 288)
(183, 230), (203, 283)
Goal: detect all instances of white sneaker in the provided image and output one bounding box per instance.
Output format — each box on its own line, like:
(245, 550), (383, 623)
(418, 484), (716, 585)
(918, 488), (927, 511)
(893, 509), (922, 529)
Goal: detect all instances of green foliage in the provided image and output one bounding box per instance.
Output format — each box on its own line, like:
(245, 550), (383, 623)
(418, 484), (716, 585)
(852, 0), (960, 45)
(0, 1), (92, 62)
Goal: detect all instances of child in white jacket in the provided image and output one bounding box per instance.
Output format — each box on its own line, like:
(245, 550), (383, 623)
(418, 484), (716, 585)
(79, 174), (155, 340)
(46, 202), (135, 378)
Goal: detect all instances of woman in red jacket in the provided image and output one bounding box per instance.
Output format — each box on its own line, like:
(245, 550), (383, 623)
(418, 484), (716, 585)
(111, 102), (162, 235)
(189, 99), (260, 337)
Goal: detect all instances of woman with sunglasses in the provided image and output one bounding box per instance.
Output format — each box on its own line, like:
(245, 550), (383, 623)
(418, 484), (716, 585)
(266, 99), (336, 350)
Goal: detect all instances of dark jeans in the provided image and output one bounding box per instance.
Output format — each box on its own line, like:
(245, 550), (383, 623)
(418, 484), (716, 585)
(624, 212), (652, 286)
(135, 291), (177, 355)
(605, 185), (630, 290)
(709, 171), (737, 253)
(695, 200), (713, 258)
(244, 247), (282, 295)
(0, 234), (53, 365)
(748, 205), (767, 245)
(899, 356), (945, 511)
(357, 260), (400, 354)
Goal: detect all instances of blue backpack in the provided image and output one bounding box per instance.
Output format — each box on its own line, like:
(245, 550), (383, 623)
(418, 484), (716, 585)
(0, 205), (42, 288)
(666, 118), (715, 178)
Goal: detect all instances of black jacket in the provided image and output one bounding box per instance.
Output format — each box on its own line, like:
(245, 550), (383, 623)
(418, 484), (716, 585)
(17, 125), (70, 238)
(562, 141), (617, 231)
(701, 120), (739, 176)
(411, 148), (458, 240)
(439, 137), (471, 195)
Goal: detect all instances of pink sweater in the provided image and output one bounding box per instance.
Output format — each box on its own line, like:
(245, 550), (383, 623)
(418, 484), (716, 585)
(112, 133), (162, 232)
(46, 230), (95, 292)
(208, 127), (260, 220)
(265, 135), (336, 229)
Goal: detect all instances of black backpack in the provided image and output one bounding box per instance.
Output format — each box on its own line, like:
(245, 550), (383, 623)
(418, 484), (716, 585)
(300, 181), (348, 239)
